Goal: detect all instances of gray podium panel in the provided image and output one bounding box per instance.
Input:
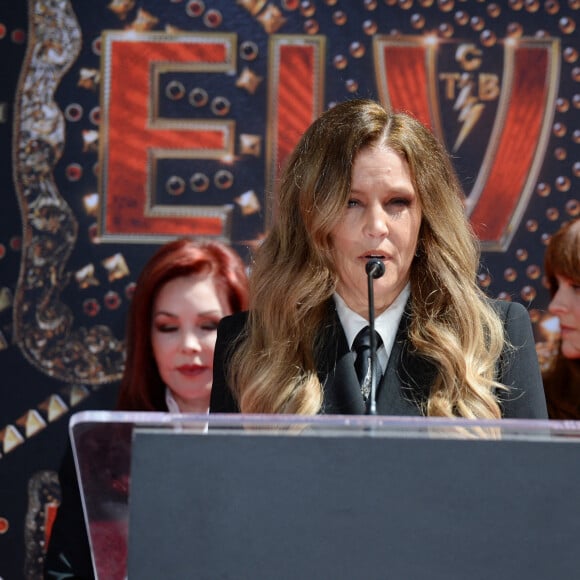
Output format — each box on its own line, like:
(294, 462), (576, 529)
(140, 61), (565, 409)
(126, 422), (580, 580)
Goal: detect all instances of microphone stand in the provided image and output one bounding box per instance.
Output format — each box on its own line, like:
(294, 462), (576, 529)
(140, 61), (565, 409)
(365, 259), (385, 416)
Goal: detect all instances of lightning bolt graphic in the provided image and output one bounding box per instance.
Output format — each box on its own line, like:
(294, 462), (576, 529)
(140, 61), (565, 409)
(452, 75), (485, 152)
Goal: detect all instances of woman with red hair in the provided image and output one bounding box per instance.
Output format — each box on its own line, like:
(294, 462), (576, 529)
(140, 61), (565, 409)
(118, 237), (249, 412)
(45, 238), (249, 579)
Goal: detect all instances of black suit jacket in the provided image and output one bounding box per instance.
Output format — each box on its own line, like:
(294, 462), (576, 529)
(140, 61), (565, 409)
(210, 299), (548, 419)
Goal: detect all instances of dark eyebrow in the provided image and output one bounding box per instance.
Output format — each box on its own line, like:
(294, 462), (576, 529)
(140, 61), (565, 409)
(153, 309), (224, 318)
(153, 310), (177, 318)
(197, 310), (224, 317)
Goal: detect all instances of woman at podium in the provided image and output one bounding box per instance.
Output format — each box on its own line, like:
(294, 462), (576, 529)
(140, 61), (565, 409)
(210, 98), (547, 420)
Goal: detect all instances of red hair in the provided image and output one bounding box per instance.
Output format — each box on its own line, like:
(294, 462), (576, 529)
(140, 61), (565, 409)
(116, 238), (249, 411)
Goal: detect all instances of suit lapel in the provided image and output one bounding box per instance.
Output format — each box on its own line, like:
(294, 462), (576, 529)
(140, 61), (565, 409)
(316, 305), (366, 415)
(316, 303), (435, 416)
(376, 310), (434, 416)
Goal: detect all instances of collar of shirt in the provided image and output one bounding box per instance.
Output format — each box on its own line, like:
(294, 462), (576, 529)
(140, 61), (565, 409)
(165, 387), (210, 433)
(165, 387), (210, 419)
(165, 387), (181, 413)
(333, 282), (410, 365)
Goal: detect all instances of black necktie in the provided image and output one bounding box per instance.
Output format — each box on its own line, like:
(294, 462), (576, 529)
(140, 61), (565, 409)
(352, 326), (383, 401)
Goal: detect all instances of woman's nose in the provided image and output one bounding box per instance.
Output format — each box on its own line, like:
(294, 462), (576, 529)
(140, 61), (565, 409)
(548, 287), (569, 315)
(181, 331), (201, 352)
(364, 204), (389, 237)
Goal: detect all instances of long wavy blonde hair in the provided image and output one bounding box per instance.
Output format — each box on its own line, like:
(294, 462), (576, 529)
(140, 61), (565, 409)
(229, 98), (507, 418)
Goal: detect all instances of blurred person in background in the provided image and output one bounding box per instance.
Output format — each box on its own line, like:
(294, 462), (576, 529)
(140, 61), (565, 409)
(541, 218), (580, 419)
(45, 238), (249, 579)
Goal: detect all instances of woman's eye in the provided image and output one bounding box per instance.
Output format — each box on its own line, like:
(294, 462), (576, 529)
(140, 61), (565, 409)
(155, 324), (177, 333)
(201, 321), (219, 331)
(390, 197), (410, 207)
(347, 199), (360, 208)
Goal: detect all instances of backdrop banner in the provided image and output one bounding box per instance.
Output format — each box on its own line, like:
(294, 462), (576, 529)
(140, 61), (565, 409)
(0, 1), (578, 577)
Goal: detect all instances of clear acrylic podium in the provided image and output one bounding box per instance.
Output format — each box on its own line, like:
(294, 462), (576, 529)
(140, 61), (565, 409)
(70, 411), (580, 580)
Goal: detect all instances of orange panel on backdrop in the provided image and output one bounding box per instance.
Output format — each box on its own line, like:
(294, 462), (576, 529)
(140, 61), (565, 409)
(102, 36), (233, 239)
(470, 46), (549, 241)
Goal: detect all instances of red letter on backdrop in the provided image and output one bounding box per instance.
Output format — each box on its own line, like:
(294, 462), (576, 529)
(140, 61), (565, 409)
(100, 32), (237, 242)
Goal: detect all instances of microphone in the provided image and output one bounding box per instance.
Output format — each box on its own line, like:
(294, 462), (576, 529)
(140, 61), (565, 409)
(365, 258), (385, 415)
(366, 259), (385, 280)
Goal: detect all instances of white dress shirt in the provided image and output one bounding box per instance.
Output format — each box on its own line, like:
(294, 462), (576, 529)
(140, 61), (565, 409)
(165, 387), (209, 432)
(165, 387), (182, 413)
(164, 388), (209, 416)
(333, 282), (410, 372)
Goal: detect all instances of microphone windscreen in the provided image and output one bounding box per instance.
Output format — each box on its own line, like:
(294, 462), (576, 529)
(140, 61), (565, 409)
(365, 259), (385, 279)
